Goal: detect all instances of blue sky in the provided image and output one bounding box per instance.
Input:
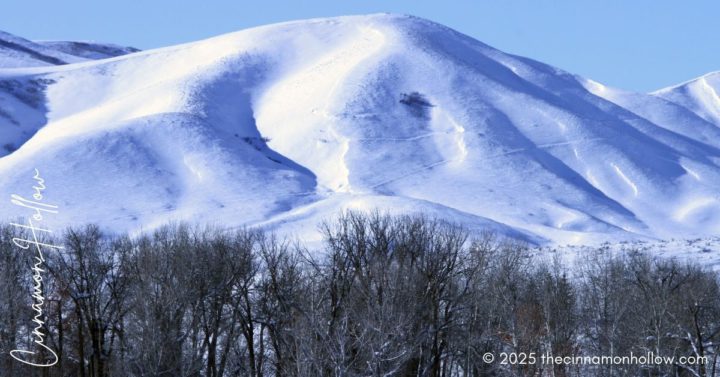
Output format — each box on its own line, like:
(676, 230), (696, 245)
(1, 0), (717, 92)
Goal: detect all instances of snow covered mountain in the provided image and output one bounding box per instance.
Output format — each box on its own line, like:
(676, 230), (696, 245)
(0, 30), (137, 68)
(0, 30), (84, 67)
(1, 14), (719, 245)
(35, 40), (140, 60)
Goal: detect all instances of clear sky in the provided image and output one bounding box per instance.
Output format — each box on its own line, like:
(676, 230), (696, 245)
(1, 0), (717, 92)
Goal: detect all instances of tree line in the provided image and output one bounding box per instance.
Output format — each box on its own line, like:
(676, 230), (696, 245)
(1, 211), (719, 377)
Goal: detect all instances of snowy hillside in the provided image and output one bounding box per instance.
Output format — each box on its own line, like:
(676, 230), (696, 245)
(653, 71), (720, 127)
(0, 30), (83, 67)
(35, 40), (140, 60)
(0, 30), (138, 68)
(1, 14), (719, 245)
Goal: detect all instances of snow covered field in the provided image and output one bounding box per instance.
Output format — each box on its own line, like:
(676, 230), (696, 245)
(1, 14), (719, 255)
(534, 236), (720, 272)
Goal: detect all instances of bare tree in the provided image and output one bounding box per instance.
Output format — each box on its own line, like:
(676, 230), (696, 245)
(49, 225), (130, 377)
(3, 212), (719, 377)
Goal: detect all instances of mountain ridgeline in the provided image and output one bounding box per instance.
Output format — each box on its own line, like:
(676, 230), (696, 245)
(1, 14), (720, 245)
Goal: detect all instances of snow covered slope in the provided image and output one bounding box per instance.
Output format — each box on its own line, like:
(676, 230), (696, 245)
(0, 30), (138, 68)
(1, 14), (719, 245)
(0, 30), (83, 67)
(35, 41), (140, 60)
(652, 72), (720, 127)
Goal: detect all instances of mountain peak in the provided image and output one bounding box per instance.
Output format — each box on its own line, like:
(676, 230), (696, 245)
(1, 16), (719, 245)
(652, 70), (720, 125)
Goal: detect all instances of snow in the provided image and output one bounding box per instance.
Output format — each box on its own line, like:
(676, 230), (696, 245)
(0, 31), (84, 68)
(34, 41), (139, 60)
(535, 237), (720, 272)
(0, 31), (138, 69)
(652, 72), (720, 126)
(1, 14), (720, 254)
